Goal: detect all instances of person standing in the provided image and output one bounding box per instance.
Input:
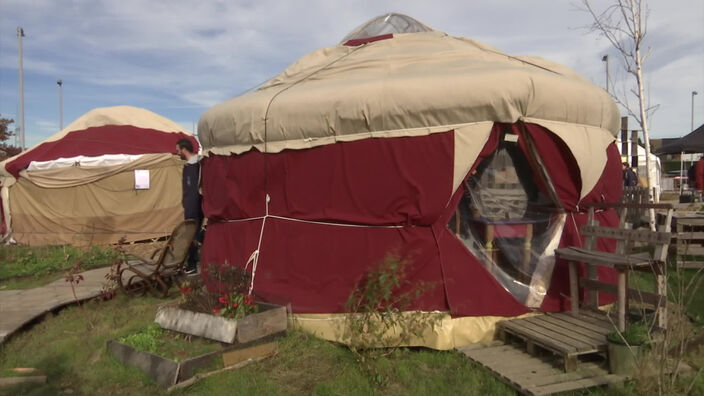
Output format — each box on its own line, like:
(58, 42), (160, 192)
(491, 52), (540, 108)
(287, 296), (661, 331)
(622, 162), (638, 187)
(176, 138), (203, 274)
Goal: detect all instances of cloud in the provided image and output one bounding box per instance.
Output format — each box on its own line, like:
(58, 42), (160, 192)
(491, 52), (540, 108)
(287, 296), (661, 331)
(0, 0), (702, 143)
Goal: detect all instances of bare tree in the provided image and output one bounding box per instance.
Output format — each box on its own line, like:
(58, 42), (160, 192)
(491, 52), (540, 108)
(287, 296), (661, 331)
(579, 0), (657, 230)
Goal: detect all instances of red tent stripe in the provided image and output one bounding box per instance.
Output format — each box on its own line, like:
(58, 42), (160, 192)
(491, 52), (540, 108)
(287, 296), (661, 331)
(5, 125), (199, 178)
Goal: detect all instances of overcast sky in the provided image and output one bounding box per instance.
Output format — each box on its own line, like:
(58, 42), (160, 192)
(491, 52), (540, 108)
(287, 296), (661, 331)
(0, 0), (702, 147)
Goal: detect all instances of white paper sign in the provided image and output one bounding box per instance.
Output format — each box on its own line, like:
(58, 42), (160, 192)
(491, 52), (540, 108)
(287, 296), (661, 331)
(134, 169), (150, 190)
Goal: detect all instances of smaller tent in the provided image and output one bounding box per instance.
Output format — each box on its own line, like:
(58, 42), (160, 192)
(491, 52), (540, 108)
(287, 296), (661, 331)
(0, 106), (199, 246)
(656, 124), (704, 154)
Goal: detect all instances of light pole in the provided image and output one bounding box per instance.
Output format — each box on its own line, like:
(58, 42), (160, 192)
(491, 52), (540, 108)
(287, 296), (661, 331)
(17, 27), (25, 151)
(57, 80), (63, 130)
(693, 91), (698, 132)
(602, 55), (609, 93)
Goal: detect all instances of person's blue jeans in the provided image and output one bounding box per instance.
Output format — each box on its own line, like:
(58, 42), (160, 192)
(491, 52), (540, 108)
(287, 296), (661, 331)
(185, 218), (204, 272)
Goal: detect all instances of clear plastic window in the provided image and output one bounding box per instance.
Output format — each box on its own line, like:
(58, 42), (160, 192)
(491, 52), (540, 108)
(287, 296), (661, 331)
(449, 132), (566, 307)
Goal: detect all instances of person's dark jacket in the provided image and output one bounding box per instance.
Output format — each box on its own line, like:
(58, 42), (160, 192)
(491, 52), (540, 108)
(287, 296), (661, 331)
(689, 164), (697, 190)
(623, 167), (638, 187)
(182, 161), (202, 220)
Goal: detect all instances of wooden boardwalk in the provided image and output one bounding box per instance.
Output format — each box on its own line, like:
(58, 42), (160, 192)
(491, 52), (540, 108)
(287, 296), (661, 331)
(497, 310), (614, 372)
(457, 342), (625, 395)
(0, 267), (111, 344)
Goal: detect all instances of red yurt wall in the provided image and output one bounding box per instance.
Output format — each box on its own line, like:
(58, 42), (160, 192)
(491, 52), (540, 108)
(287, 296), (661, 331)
(200, 122), (620, 316)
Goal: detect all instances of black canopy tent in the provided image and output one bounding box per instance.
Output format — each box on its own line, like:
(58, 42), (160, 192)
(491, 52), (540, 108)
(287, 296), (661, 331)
(657, 124), (704, 154)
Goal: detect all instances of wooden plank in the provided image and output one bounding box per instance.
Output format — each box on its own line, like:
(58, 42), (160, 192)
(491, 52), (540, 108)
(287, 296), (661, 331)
(577, 308), (615, 322)
(571, 310), (619, 330)
(579, 278), (664, 306)
(464, 349), (538, 365)
(676, 232), (704, 239)
(676, 218), (704, 226)
(677, 261), (704, 269)
(455, 340), (503, 352)
(510, 362), (604, 381)
(521, 316), (604, 348)
(502, 320), (589, 353)
(529, 374), (625, 395)
(236, 304), (288, 344)
(585, 202), (672, 210)
(460, 343), (621, 396)
(222, 341), (277, 367)
(676, 245), (704, 255)
(0, 376), (47, 387)
(568, 261), (579, 315)
(547, 312), (612, 334)
(529, 315), (607, 345)
(556, 248), (652, 268)
(461, 344), (526, 356)
(470, 352), (555, 371)
(520, 365), (607, 388)
(580, 225), (671, 244)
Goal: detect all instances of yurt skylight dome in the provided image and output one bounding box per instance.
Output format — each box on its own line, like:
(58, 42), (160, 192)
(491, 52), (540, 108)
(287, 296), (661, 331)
(339, 13), (433, 43)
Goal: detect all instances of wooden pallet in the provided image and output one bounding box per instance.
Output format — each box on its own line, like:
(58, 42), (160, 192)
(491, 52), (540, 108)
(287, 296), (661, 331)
(497, 310), (614, 372)
(458, 342), (624, 395)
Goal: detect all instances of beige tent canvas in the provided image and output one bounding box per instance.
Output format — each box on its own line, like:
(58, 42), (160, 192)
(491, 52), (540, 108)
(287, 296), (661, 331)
(0, 106), (199, 246)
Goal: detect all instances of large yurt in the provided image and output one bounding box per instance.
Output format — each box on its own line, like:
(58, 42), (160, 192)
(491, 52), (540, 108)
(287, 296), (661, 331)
(197, 14), (623, 348)
(0, 106), (199, 246)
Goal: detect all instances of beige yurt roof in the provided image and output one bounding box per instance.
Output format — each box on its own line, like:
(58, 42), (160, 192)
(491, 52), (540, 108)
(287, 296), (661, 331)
(198, 15), (620, 199)
(198, 27), (619, 156)
(0, 105), (191, 178)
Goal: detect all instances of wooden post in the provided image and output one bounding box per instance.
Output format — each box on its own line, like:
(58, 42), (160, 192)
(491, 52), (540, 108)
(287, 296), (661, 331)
(656, 269), (667, 329)
(621, 117), (628, 157)
(630, 130), (639, 170)
(618, 269), (627, 332)
(486, 224), (496, 262)
(569, 261), (579, 316)
(586, 207), (599, 308)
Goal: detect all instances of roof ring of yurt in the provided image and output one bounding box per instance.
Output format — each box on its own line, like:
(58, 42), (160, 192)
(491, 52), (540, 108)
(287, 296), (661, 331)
(339, 13), (433, 43)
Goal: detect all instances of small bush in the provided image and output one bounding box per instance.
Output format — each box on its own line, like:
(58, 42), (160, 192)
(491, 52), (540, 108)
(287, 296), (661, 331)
(607, 322), (649, 346)
(119, 323), (162, 354)
(342, 253), (442, 384)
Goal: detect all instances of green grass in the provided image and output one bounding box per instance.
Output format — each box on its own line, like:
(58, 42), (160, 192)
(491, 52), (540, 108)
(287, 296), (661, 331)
(119, 323), (222, 362)
(0, 249), (702, 395)
(630, 266), (704, 325)
(0, 245), (118, 290)
(0, 294), (513, 395)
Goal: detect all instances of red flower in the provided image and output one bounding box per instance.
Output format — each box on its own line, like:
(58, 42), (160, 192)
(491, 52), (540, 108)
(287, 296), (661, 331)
(212, 306), (221, 314)
(218, 296), (227, 304)
(232, 302), (238, 308)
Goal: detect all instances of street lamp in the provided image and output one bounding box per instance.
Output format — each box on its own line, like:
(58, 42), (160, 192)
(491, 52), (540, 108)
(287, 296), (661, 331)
(57, 80), (63, 130)
(693, 91), (699, 132)
(602, 55), (609, 93)
(17, 27), (25, 151)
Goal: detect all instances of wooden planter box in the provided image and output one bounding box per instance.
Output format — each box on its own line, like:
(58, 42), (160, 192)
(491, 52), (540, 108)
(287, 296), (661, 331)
(108, 335), (279, 388)
(154, 302), (287, 344)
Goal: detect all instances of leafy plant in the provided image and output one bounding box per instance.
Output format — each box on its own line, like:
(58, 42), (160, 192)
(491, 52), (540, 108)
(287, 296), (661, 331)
(214, 292), (259, 319)
(64, 261), (85, 307)
(120, 323), (162, 354)
(179, 263), (259, 319)
(342, 253), (441, 384)
(118, 322), (222, 361)
(99, 237), (127, 301)
(607, 321), (649, 346)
